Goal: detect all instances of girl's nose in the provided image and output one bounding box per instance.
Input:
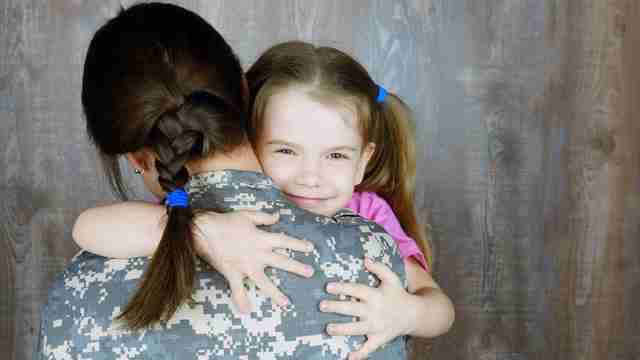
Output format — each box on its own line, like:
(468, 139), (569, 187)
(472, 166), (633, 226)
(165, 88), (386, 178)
(296, 159), (321, 187)
(296, 172), (320, 187)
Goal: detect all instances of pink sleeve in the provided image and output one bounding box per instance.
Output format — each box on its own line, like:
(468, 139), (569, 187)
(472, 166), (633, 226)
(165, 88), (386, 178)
(347, 192), (429, 272)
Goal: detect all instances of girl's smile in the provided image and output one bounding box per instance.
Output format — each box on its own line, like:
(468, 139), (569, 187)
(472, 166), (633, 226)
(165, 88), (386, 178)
(284, 192), (335, 208)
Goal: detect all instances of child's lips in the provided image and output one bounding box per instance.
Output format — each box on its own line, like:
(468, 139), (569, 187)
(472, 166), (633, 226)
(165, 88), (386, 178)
(285, 193), (330, 206)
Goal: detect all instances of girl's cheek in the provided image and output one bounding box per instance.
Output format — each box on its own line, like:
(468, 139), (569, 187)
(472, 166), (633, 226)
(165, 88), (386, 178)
(262, 157), (291, 186)
(326, 159), (359, 175)
(260, 157), (278, 178)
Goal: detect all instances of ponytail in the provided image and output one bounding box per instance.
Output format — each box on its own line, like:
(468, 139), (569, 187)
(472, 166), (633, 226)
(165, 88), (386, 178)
(116, 91), (244, 329)
(359, 93), (433, 269)
(115, 111), (199, 329)
(116, 201), (198, 329)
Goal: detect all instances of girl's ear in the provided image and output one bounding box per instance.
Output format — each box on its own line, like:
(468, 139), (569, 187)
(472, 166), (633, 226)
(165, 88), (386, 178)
(355, 142), (376, 185)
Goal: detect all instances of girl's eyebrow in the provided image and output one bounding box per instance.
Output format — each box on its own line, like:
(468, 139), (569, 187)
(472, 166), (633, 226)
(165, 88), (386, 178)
(327, 146), (359, 152)
(265, 140), (299, 147)
(265, 140), (359, 152)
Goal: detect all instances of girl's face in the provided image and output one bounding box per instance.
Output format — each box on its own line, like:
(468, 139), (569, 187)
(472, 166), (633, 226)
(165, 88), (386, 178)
(257, 89), (374, 216)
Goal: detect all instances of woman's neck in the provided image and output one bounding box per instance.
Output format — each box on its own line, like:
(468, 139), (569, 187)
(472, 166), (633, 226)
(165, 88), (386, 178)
(186, 143), (263, 175)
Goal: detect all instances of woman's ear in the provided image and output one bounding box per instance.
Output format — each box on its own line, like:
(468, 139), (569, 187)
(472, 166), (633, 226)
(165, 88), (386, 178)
(355, 142), (376, 185)
(125, 149), (155, 172)
(125, 149), (165, 199)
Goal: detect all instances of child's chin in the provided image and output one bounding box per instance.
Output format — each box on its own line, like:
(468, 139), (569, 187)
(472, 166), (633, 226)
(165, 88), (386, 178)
(294, 201), (336, 217)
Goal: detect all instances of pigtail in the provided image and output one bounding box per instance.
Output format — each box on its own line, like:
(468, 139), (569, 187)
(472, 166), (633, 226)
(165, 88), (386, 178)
(359, 92), (433, 269)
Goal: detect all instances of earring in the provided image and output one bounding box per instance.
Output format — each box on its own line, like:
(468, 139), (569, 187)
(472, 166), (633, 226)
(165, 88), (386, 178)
(134, 168), (144, 175)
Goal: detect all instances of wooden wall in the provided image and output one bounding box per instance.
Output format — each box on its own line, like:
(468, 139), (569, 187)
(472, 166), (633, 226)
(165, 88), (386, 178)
(1, 1), (639, 359)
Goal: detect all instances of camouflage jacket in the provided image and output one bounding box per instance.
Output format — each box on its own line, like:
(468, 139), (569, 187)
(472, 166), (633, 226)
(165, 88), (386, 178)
(34, 170), (407, 359)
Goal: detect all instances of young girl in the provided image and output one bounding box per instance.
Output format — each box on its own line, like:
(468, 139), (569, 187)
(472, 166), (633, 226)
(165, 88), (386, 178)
(75, 41), (454, 359)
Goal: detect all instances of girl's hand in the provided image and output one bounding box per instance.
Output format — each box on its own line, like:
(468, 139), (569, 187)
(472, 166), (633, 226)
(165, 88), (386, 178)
(194, 211), (315, 314)
(320, 259), (414, 360)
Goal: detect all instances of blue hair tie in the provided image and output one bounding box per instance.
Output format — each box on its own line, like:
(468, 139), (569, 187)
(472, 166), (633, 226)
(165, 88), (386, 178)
(166, 188), (189, 208)
(376, 85), (387, 103)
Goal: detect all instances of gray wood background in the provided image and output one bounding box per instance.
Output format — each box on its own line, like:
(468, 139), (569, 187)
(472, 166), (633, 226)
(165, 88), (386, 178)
(2, 1), (639, 359)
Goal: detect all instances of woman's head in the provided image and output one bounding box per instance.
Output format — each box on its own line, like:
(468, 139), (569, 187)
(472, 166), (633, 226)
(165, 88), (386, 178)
(82, 2), (247, 329)
(246, 41), (432, 265)
(83, 2), (247, 199)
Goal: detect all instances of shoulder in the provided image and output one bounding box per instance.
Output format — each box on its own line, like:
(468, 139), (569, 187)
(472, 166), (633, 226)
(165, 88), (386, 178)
(348, 191), (395, 223)
(188, 170), (283, 211)
(334, 210), (399, 250)
(349, 191), (391, 209)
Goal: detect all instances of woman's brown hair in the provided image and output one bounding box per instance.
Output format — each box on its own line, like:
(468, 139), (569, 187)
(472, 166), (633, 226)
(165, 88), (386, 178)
(246, 41), (433, 267)
(81, 3), (246, 329)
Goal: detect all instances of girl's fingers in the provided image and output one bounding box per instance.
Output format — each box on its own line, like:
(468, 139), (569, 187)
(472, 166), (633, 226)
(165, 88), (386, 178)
(267, 233), (314, 253)
(364, 258), (402, 286)
(319, 300), (365, 317)
(326, 282), (373, 300)
(348, 336), (385, 360)
(228, 274), (252, 314)
(266, 253), (314, 278)
(250, 271), (289, 307)
(326, 320), (369, 336)
(237, 210), (279, 226)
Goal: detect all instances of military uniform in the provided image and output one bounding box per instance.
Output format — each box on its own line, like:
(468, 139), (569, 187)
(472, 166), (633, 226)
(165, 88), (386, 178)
(34, 170), (407, 359)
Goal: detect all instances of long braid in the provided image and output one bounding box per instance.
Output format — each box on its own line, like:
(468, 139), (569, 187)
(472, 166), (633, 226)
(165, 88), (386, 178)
(117, 94), (211, 329)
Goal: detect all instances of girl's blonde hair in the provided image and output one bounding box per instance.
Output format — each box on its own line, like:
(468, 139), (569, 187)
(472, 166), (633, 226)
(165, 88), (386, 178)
(246, 41), (433, 268)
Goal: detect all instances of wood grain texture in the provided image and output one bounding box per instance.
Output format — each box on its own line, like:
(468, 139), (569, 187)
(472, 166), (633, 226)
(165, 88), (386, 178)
(1, 1), (639, 360)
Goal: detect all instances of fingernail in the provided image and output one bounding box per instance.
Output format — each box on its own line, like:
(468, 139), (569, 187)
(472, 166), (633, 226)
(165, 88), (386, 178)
(326, 283), (335, 293)
(280, 297), (289, 306)
(319, 301), (327, 311)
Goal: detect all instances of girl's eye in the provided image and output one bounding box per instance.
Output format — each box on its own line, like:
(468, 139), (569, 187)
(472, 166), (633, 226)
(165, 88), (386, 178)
(275, 148), (295, 155)
(328, 152), (349, 160)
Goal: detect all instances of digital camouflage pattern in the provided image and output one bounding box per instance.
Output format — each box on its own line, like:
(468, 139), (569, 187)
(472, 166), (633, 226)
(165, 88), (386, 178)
(34, 170), (407, 359)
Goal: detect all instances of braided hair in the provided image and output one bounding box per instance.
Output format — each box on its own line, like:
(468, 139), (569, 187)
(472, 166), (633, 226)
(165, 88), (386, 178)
(82, 3), (246, 328)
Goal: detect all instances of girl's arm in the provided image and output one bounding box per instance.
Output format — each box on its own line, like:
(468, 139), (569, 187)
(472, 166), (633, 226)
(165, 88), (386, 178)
(400, 258), (455, 337)
(73, 201), (165, 258)
(320, 258), (454, 360)
(73, 201), (316, 313)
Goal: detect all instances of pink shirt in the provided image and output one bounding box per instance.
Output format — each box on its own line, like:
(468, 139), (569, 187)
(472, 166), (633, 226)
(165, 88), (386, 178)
(347, 191), (429, 272)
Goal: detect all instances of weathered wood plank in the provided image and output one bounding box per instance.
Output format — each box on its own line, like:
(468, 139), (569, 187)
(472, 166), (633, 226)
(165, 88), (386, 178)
(1, 2), (27, 360)
(588, 1), (640, 359)
(1, 189), (18, 360)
